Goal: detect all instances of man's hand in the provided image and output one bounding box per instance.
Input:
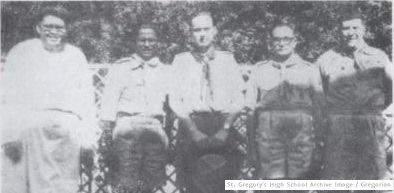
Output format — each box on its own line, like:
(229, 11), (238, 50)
(213, 129), (228, 143)
(188, 122), (205, 140)
(180, 116), (207, 143)
(3, 141), (23, 163)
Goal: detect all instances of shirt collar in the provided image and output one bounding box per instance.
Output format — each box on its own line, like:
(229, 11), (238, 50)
(354, 42), (373, 55)
(271, 54), (302, 69)
(191, 46), (217, 63)
(131, 54), (161, 70)
(335, 41), (369, 58)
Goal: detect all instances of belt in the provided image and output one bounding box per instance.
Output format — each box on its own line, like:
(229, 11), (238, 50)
(255, 106), (313, 114)
(326, 109), (382, 115)
(190, 110), (229, 117)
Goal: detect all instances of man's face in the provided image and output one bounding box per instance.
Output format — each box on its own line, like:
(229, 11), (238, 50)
(341, 18), (365, 49)
(136, 28), (158, 61)
(191, 15), (217, 49)
(36, 15), (67, 49)
(271, 26), (297, 57)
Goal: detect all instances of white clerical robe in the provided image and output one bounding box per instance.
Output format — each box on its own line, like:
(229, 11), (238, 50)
(1, 38), (97, 193)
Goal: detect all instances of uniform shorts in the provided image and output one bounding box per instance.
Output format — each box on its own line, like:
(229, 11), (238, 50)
(322, 113), (387, 180)
(254, 110), (314, 179)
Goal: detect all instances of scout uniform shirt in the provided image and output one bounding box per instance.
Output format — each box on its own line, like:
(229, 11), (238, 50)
(317, 44), (390, 112)
(100, 54), (170, 122)
(169, 48), (244, 117)
(245, 54), (323, 179)
(316, 44), (390, 180)
(100, 54), (170, 191)
(246, 54), (323, 111)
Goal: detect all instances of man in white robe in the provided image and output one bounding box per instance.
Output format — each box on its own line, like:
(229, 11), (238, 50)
(1, 6), (97, 193)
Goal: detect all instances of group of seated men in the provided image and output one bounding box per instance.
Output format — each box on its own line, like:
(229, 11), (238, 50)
(1, 5), (392, 193)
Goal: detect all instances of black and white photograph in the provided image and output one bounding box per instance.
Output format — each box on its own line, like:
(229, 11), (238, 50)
(0, 1), (392, 193)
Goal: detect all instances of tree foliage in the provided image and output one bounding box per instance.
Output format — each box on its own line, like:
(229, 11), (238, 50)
(1, 1), (391, 64)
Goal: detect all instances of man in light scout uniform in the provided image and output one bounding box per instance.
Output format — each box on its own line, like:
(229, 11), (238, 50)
(245, 23), (325, 186)
(169, 11), (245, 193)
(100, 24), (169, 193)
(1, 6), (97, 193)
(317, 11), (392, 188)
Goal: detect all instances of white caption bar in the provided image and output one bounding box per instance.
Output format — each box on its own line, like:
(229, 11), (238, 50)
(225, 180), (394, 191)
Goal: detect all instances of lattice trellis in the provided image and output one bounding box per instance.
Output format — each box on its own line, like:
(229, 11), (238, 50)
(78, 64), (257, 193)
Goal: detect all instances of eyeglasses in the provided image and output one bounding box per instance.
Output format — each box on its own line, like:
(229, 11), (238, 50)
(40, 24), (66, 32)
(271, 37), (295, 45)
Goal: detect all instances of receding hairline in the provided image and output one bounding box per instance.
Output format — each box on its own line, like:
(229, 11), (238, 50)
(40, 14), (66, 23)
(138, 28), (157, 37)
(271, 24), (295, 37)
(341, 17), (364, 24)
(190, 11), (214, 26)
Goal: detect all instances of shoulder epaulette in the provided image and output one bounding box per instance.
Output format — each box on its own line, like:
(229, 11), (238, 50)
(362, 46), (385, 56)
(113, 55), (144, 70)
(175, 52), (190, 58)
(218, 50), (233, 55)
(300, 59), (312, 67)
(255, 60), (270, 67)
(318, 49), (340, 63)
(173, 52), (193, 63)
(114, 55), (136, 64)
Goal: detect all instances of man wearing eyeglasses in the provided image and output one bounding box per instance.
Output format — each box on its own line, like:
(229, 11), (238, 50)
(1, 6), (97, 193)
(100, 24), (169, 193)
(245, 22), (324, 185)
(317, 11), (392, 186)
(169, 11), (244, 193)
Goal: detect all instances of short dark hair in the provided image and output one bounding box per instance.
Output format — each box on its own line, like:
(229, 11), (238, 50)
(137, 23), (159, 38)
(340, 9), (364, 22)
(35, 6), (71, 25)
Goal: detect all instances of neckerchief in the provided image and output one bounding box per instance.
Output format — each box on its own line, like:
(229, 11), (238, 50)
(191, 47), (216, 107)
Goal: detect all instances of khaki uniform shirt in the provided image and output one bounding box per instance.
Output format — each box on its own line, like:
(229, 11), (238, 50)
(100, 54), (170, 121)
(317, 44), (390, 111)
(246, 54), (323, 111)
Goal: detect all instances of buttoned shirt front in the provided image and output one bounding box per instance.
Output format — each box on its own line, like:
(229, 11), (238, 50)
(169, 48), (244, 117)
(246, 54), (323, 111)
(317, 44), (390, 111)
(100, 54), (170, 121)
